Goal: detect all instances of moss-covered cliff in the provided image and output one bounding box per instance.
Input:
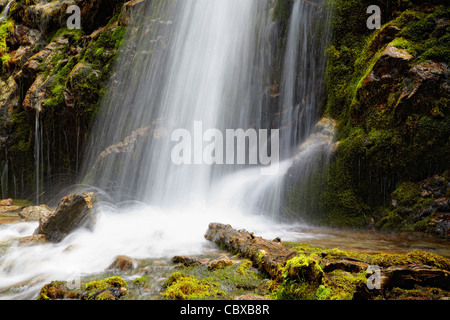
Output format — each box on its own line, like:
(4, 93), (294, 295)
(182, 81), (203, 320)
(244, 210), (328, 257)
(0, 0), (129, 202)
(289, 0), (449, 235)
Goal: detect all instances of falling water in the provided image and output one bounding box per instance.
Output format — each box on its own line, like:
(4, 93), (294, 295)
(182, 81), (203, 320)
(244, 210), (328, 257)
(81, 0), (277, 204)
(0, 0), (13, 22)
(34, 107), (43, 205)
(0, 0), (335, 299)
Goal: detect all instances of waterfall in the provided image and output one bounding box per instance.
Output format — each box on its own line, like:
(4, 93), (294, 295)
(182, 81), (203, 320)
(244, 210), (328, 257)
(81, 0), (332, 210)
(0, 0), (334, 299)
(0, 0), (13, 22)
(81, 0), (276, 205)
(34, 108), (43, 205)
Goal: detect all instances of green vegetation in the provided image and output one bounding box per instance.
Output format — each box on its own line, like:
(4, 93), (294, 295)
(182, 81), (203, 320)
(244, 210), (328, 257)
(84, 276), (128, 300)
(161, 272), (225, 300)
(0, 19), (14, 73)
(288, 0), (450, 229)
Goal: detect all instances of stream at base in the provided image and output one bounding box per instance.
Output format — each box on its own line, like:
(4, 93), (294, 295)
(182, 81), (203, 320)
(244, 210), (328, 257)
(0, 200), (448, 300)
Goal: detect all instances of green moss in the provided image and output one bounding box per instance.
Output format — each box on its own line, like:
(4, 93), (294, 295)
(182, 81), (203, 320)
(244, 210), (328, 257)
(391, 182), (421, 206)
(272, 0), (292, 22)
(387, 286), (450, 299)
(162, 272), (225, 300)
(279, 254), (324, 283)
(84, 276), (128, 300)
(50, 28), (85, 43)
(132, 275), (148, 289)
(235, 259), (254, 275)
(12, 199), (34, 207)
(0, 19), (14, 73)
(36, 281), (80, 300)
(313, 2), (450, 229)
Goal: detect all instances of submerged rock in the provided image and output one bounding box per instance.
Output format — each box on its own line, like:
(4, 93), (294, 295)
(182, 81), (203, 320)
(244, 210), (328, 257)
(19, 234), (46, 245)
(34, 192), (97, 243)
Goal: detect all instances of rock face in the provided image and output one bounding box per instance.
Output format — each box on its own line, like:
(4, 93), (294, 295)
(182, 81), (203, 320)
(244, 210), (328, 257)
(119, 0), (147, 26)
(34, 192), (97, 242)
(1, 0), (128, 201)
(379, 174), (450, 237)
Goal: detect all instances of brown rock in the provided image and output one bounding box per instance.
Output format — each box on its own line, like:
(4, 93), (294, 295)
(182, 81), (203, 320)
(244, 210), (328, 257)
(0, 198), (13, 206)
(19, 234), (46, 245)
(380, 264), (450, 291)
(207, 255), (233, 271)
(364, 44), (413, 85)
(108, 255), (138, 271)
(34, 192), (97, 243)
(119, 0), (147, 26)
(395, 61), (449, 118)
(18, 205), (53, 221)
(172, 255), (208, 267)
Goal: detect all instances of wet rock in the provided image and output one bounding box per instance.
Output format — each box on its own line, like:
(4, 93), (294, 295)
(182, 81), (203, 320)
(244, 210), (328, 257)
(172, 255), (208, 267)
(64, 61), (101, 109)
(34, 192), (97, 243)
(108, 255), (138, 271)
(432, 198), (450, 213)
(119, 0), (147, 26)
(18, 204), (53, 221)
(0, 198), (13, 206)
(381, 264), (450, 291)
(207, 255), (233, 271)
(84, 125), (153, 185)
(363, 44), (413, 86)
(82, 276), (128, 300)
(19, 234), (46, 245)
(37, 281), (80, 300)
(421, 175), (449, 198)
(0, 205), (21, 213)
(368, 25), (401, 53)
(395, 61), (449, 119)
(373, 44), (413, 78)
(0, 76), (19, 111)
(78, 0), (127, 33)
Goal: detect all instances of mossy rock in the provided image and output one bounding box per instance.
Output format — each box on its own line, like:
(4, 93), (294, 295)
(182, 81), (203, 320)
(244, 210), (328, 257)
(161, 272), (225, 300)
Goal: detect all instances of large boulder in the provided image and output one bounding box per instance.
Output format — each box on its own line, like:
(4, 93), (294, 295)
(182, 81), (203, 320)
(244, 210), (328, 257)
(34, 192), (97, 242)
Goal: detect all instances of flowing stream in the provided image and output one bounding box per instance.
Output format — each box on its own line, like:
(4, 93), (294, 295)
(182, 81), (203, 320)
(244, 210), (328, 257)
(0, 0), (446, 300)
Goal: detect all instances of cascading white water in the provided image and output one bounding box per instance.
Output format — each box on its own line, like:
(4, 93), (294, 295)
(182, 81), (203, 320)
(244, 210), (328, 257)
(0, 0), (13, 22)
(0, 0), (333, 299)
